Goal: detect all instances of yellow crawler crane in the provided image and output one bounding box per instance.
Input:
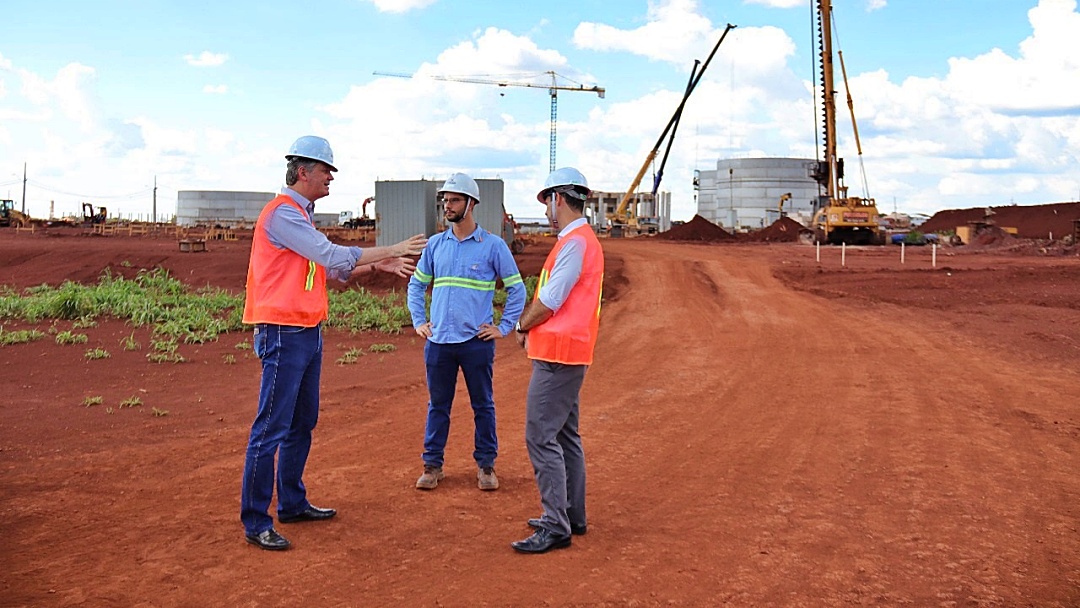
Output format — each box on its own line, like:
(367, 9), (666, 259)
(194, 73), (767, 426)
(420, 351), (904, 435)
(810, 0), (884, 245)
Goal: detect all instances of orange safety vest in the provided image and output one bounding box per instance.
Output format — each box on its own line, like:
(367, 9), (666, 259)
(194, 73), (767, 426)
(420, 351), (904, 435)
(242, 195), (328, 327)
(527, 223), (604, 365)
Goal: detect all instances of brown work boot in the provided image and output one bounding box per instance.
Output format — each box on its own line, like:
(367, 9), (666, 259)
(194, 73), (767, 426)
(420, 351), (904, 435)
(477, 466), (499, 491)
(415, 465), (444, 490)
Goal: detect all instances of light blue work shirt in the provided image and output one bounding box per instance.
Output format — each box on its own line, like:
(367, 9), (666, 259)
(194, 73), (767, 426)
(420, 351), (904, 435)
(407, 224), (526, 344)
(537, 217), (588, 312)
(265, 187), (363, 282)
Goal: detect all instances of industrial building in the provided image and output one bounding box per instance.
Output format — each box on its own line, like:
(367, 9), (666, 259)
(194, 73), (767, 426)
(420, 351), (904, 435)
(176, 191), (276, 227)
(374, 178), (516, 247)
(694, 158), (821, 230)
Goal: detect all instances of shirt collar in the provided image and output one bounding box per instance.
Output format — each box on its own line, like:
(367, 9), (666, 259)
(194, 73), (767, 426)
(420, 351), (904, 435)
(281, 187), (315, 215)
(557, 217), (588, 238)
(443, 223), (485, 243)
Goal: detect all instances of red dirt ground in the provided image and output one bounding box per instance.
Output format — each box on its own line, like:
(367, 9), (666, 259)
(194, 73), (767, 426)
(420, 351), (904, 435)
(2, 228), (1079, 607)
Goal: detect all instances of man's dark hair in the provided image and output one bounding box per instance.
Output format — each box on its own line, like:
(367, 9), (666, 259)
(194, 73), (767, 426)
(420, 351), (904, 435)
(285, 157), (319, 186)
(554, 186), (588, 213)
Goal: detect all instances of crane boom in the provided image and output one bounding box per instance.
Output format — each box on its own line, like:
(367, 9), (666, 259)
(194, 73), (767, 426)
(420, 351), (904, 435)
(373, 70), (605, 172)
(613, 24), (736, 228)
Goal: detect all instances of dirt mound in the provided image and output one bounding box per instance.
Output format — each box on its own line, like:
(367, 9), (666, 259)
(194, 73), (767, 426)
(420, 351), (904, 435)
(920, 201), (1080, 240)
(656, 214), (735, 242)
(744, 216), (808, 242)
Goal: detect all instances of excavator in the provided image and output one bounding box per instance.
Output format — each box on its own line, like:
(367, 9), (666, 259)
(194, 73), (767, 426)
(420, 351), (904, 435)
(81, 202), (107, 225)
(809, 0), (885, 245)
(342, 196), (376, 228)
(0, 199), (32, 228)
(778, 193), (792, 218)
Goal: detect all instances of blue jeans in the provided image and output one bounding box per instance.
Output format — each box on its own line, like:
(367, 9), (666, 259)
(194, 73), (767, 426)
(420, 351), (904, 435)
(240, 323), (322, 535)
(422, 337), (498, 469)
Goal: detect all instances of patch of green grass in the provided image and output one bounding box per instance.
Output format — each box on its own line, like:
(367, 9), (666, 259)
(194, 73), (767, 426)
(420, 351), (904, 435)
(151, 407), (169, 417)
(55, 330), (89, 345)
(83, 396), (104, 407)
(119, 396), (142, 409)
(84, 348), (111, 360)
(0, 327), (45, 346)
(336, 347), (365, 364)
(120, 332), (141, 351)
(223, 353), (236, 364)
(369, 343), (396, 353)
(234, 340), (251, 350)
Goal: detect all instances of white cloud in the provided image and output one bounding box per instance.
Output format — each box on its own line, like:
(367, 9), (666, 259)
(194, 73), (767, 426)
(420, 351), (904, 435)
(202, 84), (228, 94)
(363, 0), (437, 13)
(573, 0), (717, 64)
(867, 0), (887, 11)
(184, 51), (228, 67)
(744, 0), (804, 7)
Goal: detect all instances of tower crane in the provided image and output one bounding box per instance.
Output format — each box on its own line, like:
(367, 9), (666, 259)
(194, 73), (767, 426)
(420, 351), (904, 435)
(374, 70), (605, 172)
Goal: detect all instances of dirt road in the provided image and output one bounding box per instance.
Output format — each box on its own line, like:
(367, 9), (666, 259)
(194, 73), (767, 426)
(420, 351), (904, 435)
(1, 234), (1078, 606)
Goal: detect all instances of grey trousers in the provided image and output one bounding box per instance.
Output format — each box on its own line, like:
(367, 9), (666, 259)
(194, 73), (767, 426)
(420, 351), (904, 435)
(525, 360), (588, 537)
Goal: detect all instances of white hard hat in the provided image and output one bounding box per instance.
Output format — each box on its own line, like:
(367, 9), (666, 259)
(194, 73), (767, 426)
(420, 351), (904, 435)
(438, 172), (480, 203)
(286, 135), (337, 172)
(537, 167), (590, 202)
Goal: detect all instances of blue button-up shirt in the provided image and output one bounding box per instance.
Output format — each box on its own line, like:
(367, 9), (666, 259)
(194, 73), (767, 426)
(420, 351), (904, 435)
(266, 187), (362, 282)
(407, 224), (526, 344)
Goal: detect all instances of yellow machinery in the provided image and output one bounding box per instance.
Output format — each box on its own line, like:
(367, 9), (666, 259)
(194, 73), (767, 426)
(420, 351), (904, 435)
(0, 199), (31, 228)
(810, 0), (884, 245)
(778, 193), (792, 218)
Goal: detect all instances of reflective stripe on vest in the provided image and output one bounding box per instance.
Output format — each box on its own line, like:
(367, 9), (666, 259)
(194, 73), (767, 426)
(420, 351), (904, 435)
(242, 195), (329, 326)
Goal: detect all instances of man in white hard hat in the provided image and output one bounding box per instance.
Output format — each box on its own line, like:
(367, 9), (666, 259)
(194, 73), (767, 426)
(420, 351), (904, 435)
(407, 172), (526, 492)
(511, 167), (603, 554)
(240, 135), (427, 551)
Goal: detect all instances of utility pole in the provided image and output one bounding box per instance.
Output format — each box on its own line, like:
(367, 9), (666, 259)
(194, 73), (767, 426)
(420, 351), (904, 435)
(153, 176), (157, 224)
(21, 162), (27, 214)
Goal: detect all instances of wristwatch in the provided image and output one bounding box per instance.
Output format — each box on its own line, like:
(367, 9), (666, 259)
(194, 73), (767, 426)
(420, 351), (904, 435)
(515, 321), (526, 333)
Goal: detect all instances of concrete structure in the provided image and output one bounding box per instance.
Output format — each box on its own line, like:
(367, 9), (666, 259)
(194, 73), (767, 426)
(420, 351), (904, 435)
(176, 190), (275, 227)
(587, 190), (671, 234)
(694, 158), (821, 230)
(375, 178), (513, 247)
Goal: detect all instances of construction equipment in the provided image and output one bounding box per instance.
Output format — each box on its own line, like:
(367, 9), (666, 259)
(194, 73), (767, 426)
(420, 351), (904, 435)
(809, 0), (884, 245)
(0, 199), (32, 228)
(374, 70), (605, 172)
(342, 196), (376, 228)
(81, 203), (107, 225)
(504, 212), (525, 254)
(778, 193), (792, 218)
(611, 24), (736, 237)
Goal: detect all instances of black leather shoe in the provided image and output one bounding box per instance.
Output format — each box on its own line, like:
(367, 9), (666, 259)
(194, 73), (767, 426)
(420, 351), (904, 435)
(528, 517), (587, 536)
(511, 528), (571, 554)
(245, 528), (290, 551)
(279, 505), (337, 524)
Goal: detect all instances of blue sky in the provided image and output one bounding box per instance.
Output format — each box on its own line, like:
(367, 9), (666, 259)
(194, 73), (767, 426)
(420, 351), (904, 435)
(2, 0), (1078, 222)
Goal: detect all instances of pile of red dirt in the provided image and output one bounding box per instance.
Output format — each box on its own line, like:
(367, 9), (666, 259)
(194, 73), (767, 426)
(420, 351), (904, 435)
(920, 201), (1080, 240)
(743, 216), (808, 242)
(655, 214), (736, 242)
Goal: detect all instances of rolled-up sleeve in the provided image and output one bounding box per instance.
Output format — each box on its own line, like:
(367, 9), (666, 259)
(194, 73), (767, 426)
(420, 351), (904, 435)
(266, 204), (362, 281)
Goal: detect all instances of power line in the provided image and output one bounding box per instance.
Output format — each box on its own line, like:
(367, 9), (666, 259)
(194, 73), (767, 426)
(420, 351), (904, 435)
(25, 179), (155, 200)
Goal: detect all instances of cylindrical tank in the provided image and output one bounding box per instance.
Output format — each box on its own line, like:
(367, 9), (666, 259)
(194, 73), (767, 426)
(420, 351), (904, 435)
(696, 158), (822, 229)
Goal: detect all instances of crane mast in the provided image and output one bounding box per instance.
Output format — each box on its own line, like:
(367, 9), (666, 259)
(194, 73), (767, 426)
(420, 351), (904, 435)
(810, 0), (884, 245)
(374, 70), (605, 172)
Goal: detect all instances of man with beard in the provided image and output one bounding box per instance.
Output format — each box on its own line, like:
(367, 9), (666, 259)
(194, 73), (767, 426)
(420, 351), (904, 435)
(407, 172), (526, 492)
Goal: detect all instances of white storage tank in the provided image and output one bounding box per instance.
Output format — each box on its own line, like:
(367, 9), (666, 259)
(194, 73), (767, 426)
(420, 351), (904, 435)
(694, 158), (822, 229)
(176, 190), (275, 227)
